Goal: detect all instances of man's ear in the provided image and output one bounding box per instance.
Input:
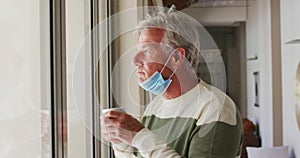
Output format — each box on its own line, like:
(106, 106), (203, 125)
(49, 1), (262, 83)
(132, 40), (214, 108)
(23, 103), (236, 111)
(171, 47), (186, 69)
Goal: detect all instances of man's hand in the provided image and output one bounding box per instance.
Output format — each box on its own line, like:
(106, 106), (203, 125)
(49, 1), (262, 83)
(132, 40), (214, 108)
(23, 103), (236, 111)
(101, 111), (144, 145)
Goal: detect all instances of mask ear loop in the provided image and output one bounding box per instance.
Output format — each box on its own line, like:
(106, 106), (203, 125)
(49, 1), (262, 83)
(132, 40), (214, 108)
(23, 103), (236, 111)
(160, 50), (178, 79)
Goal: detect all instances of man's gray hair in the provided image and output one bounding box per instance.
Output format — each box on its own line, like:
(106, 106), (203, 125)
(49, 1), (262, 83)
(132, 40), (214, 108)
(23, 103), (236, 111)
(135, 11), (209, 80)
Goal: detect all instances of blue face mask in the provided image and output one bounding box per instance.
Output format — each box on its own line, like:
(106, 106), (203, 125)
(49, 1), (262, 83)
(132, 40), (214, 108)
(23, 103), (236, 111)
(138, 71), (172, 95)
(138, 51), (177, 95)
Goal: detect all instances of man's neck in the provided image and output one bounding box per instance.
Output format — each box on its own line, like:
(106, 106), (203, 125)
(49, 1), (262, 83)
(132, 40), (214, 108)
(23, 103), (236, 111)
(163, 68), (199, 100)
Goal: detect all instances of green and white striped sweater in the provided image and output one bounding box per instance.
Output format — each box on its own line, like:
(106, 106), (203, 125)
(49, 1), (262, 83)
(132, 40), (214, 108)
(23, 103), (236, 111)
(113, 81), (243, 158)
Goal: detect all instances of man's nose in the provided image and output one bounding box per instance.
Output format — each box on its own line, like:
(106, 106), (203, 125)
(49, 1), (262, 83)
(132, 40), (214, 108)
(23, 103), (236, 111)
(132, 51), (143, 66)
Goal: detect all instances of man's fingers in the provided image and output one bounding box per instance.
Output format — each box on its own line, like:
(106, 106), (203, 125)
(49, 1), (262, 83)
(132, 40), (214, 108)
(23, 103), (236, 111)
(105, 110), (123, 118)
(101, 116), (116, 126)
(101, 111), (143, 145)
(102, 131), (122, 144)
(103, 126), (119, 133)
(104, 111), (133, 128)
(109, 138), (122, 144)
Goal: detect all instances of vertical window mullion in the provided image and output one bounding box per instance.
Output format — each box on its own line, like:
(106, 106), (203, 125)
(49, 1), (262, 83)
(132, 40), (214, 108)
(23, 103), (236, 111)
(50, 0), (67, 157)
(90, 0), (101, 158)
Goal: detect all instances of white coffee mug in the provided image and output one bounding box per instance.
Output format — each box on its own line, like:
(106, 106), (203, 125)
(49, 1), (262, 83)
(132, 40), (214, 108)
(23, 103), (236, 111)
(102, 107), (126, 114)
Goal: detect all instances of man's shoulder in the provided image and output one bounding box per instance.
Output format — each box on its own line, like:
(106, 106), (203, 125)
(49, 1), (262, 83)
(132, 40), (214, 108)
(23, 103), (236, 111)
(196, 82), (238, 126)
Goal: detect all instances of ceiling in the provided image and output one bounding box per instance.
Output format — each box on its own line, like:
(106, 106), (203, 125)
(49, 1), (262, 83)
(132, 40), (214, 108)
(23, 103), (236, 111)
(148, 0), (248, 26)
(148, 0), (246, 10)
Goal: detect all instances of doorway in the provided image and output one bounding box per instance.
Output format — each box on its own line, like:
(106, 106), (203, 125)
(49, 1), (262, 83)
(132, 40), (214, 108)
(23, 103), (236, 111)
(206, 25), (247, 117)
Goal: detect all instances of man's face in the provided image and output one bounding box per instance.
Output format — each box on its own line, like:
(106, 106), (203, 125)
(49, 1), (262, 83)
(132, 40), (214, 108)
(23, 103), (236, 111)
(132, 29), (170, 83)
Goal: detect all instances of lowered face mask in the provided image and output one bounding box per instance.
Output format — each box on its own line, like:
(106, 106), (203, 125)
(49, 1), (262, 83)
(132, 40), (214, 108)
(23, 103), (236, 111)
(138, 71), (172, 95)
(138, 51), (177, 95)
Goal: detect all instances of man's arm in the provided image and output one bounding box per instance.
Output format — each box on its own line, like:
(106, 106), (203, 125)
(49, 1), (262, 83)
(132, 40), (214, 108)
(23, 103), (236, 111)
(132, 128), (182, 158)
(132, 121), (242, 158)
(112, 143), (135, 158)
(102, 111), (182, 157)
(101, 111), (144, 157)
(103, 111), (242, 158)
(188, 121), (242, 158)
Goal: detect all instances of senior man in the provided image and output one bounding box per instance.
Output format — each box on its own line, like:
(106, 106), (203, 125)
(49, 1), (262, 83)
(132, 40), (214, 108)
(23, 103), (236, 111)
(102, 11), (243, 158)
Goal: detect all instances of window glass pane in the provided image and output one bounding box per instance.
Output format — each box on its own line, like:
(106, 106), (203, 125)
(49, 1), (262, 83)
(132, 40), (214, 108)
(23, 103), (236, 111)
(66, 0), (93, 157)
(0, 0), (51, 158)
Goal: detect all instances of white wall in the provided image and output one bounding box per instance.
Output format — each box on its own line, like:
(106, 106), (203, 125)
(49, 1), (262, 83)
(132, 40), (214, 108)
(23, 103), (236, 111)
(281, 0), (300, 157)
(246, 0), (275, 147)
(281, 44), (300, 157)
(0, 0), (50, 157)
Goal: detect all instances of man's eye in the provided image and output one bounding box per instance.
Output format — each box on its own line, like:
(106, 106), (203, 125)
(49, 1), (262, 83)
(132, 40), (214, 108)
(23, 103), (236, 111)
(144, 50), (152, 54)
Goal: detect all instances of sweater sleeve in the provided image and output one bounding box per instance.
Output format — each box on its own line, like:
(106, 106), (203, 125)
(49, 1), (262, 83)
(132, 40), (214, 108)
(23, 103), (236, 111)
(132, 121), (242, 158)
(131, 128), (182, 158)
(188, 121), (243, 158)
(112, 142), (135, 158)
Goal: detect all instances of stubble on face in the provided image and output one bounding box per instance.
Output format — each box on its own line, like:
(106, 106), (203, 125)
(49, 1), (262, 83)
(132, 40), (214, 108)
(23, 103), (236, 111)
(136, 29), (166, 83)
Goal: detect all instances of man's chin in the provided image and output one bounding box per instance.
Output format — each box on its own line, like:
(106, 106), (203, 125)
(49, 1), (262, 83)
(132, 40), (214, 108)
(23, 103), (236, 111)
(138, 78), (144, 83)
(138, 75), (149, 83)
(137, 74), (146, 83)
